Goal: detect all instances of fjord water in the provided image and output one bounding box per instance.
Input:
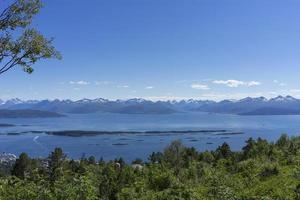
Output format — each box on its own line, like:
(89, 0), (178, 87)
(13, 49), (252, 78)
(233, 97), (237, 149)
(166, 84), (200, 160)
(0, 112), (299, 161)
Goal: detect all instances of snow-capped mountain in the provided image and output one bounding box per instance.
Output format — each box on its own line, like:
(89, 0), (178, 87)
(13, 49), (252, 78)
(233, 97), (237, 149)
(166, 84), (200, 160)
(269, 95), (298, 102)
(238, 97), (268, 103)
(167, 99), (216, 110)
(195, 96), (300, 115)
(4, 98), (24, 106)
(0, 96), (300, 115)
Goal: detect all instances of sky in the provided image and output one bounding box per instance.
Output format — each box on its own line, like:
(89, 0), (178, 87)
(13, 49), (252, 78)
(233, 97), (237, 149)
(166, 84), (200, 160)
(1, 0), (300, 101)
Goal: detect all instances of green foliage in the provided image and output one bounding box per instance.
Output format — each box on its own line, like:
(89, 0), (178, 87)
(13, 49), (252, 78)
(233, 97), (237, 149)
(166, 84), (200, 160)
(11, 152), (30, 179)
(0, 134), (300, 199)
(48, 147), (66, 183)
(0, 0), (61, 75)
(148, 152), (163, 164)
(215, 142), (232, 159)
(163, 140), (185, 173)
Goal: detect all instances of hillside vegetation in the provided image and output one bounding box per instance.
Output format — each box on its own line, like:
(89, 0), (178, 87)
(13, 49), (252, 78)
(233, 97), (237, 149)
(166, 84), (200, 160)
(1, 134), (300, 199)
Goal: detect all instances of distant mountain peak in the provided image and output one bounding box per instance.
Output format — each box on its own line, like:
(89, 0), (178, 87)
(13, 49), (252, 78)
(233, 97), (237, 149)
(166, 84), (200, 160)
(285, 95), (297, 101)
(5, 98), (24, 104)
(60, 99), (73, 104)
(257, 96), (268, 101)
(238, 96), (268, 103)
(76, 98), (93, 103)
(126, 98), (148, 103)
(93, 98), (109, 103)
(270, 95), (298, 102)
(219, 99), (235, 104)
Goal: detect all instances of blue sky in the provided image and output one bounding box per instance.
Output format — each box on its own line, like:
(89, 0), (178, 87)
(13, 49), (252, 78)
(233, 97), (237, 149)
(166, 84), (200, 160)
(1, 0), (300, 101)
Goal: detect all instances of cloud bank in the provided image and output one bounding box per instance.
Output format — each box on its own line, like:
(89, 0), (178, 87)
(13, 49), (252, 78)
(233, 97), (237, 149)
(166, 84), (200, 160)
(190, 84), (210, 90)
(213, 80), (260, 88)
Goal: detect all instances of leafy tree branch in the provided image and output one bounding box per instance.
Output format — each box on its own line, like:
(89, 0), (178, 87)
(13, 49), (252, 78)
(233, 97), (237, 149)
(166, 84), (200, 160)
(0, 0), (61, 75)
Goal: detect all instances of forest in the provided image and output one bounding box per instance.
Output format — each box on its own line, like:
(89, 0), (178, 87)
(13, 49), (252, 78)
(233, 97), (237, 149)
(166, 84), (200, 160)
(0, 134), (299, 199)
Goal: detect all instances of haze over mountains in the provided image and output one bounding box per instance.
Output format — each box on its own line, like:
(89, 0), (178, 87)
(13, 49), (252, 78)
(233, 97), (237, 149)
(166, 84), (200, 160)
(1, 95), (300, 116)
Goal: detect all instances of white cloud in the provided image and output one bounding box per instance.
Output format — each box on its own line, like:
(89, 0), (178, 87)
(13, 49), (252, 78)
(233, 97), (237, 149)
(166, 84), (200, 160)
(190, 84), (210, 90)
(145, 86), (154, 89)
(117, 85), (129, 88)
(213, 79), (261, 87)
(279, 83), (287, 87)
(289, 89), (300, 93)
(69, 80), (90, 85)
(94, 81), (112, 85)
(213, 80), (243, 87)
(247, 81), (261, 86)
(273, 80), (286, 87)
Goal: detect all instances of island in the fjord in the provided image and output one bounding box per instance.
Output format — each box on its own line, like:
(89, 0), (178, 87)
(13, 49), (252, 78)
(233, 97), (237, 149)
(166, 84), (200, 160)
(44, 129), (243, 137)
(0, 124), (16, 127)
(0, 109), (65, 118)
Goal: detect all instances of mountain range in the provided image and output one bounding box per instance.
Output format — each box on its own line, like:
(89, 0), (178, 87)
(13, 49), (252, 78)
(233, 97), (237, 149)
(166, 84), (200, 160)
(1, 95), (300, 115)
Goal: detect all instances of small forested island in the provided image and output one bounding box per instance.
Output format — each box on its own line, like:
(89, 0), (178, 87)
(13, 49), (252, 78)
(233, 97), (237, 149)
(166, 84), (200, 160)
(0, 109), (65, 118)
(44, 129), (236, 137)
(0, 124), (15, 127)
(0, 134), (300, 199)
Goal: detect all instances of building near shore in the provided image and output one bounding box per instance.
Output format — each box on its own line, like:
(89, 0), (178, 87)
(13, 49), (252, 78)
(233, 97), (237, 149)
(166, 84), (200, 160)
(0, 153), (17, 164)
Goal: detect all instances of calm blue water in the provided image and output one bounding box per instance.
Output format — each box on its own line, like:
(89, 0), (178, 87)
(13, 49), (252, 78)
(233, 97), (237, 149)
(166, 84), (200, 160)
(0, 112), (299, 161)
